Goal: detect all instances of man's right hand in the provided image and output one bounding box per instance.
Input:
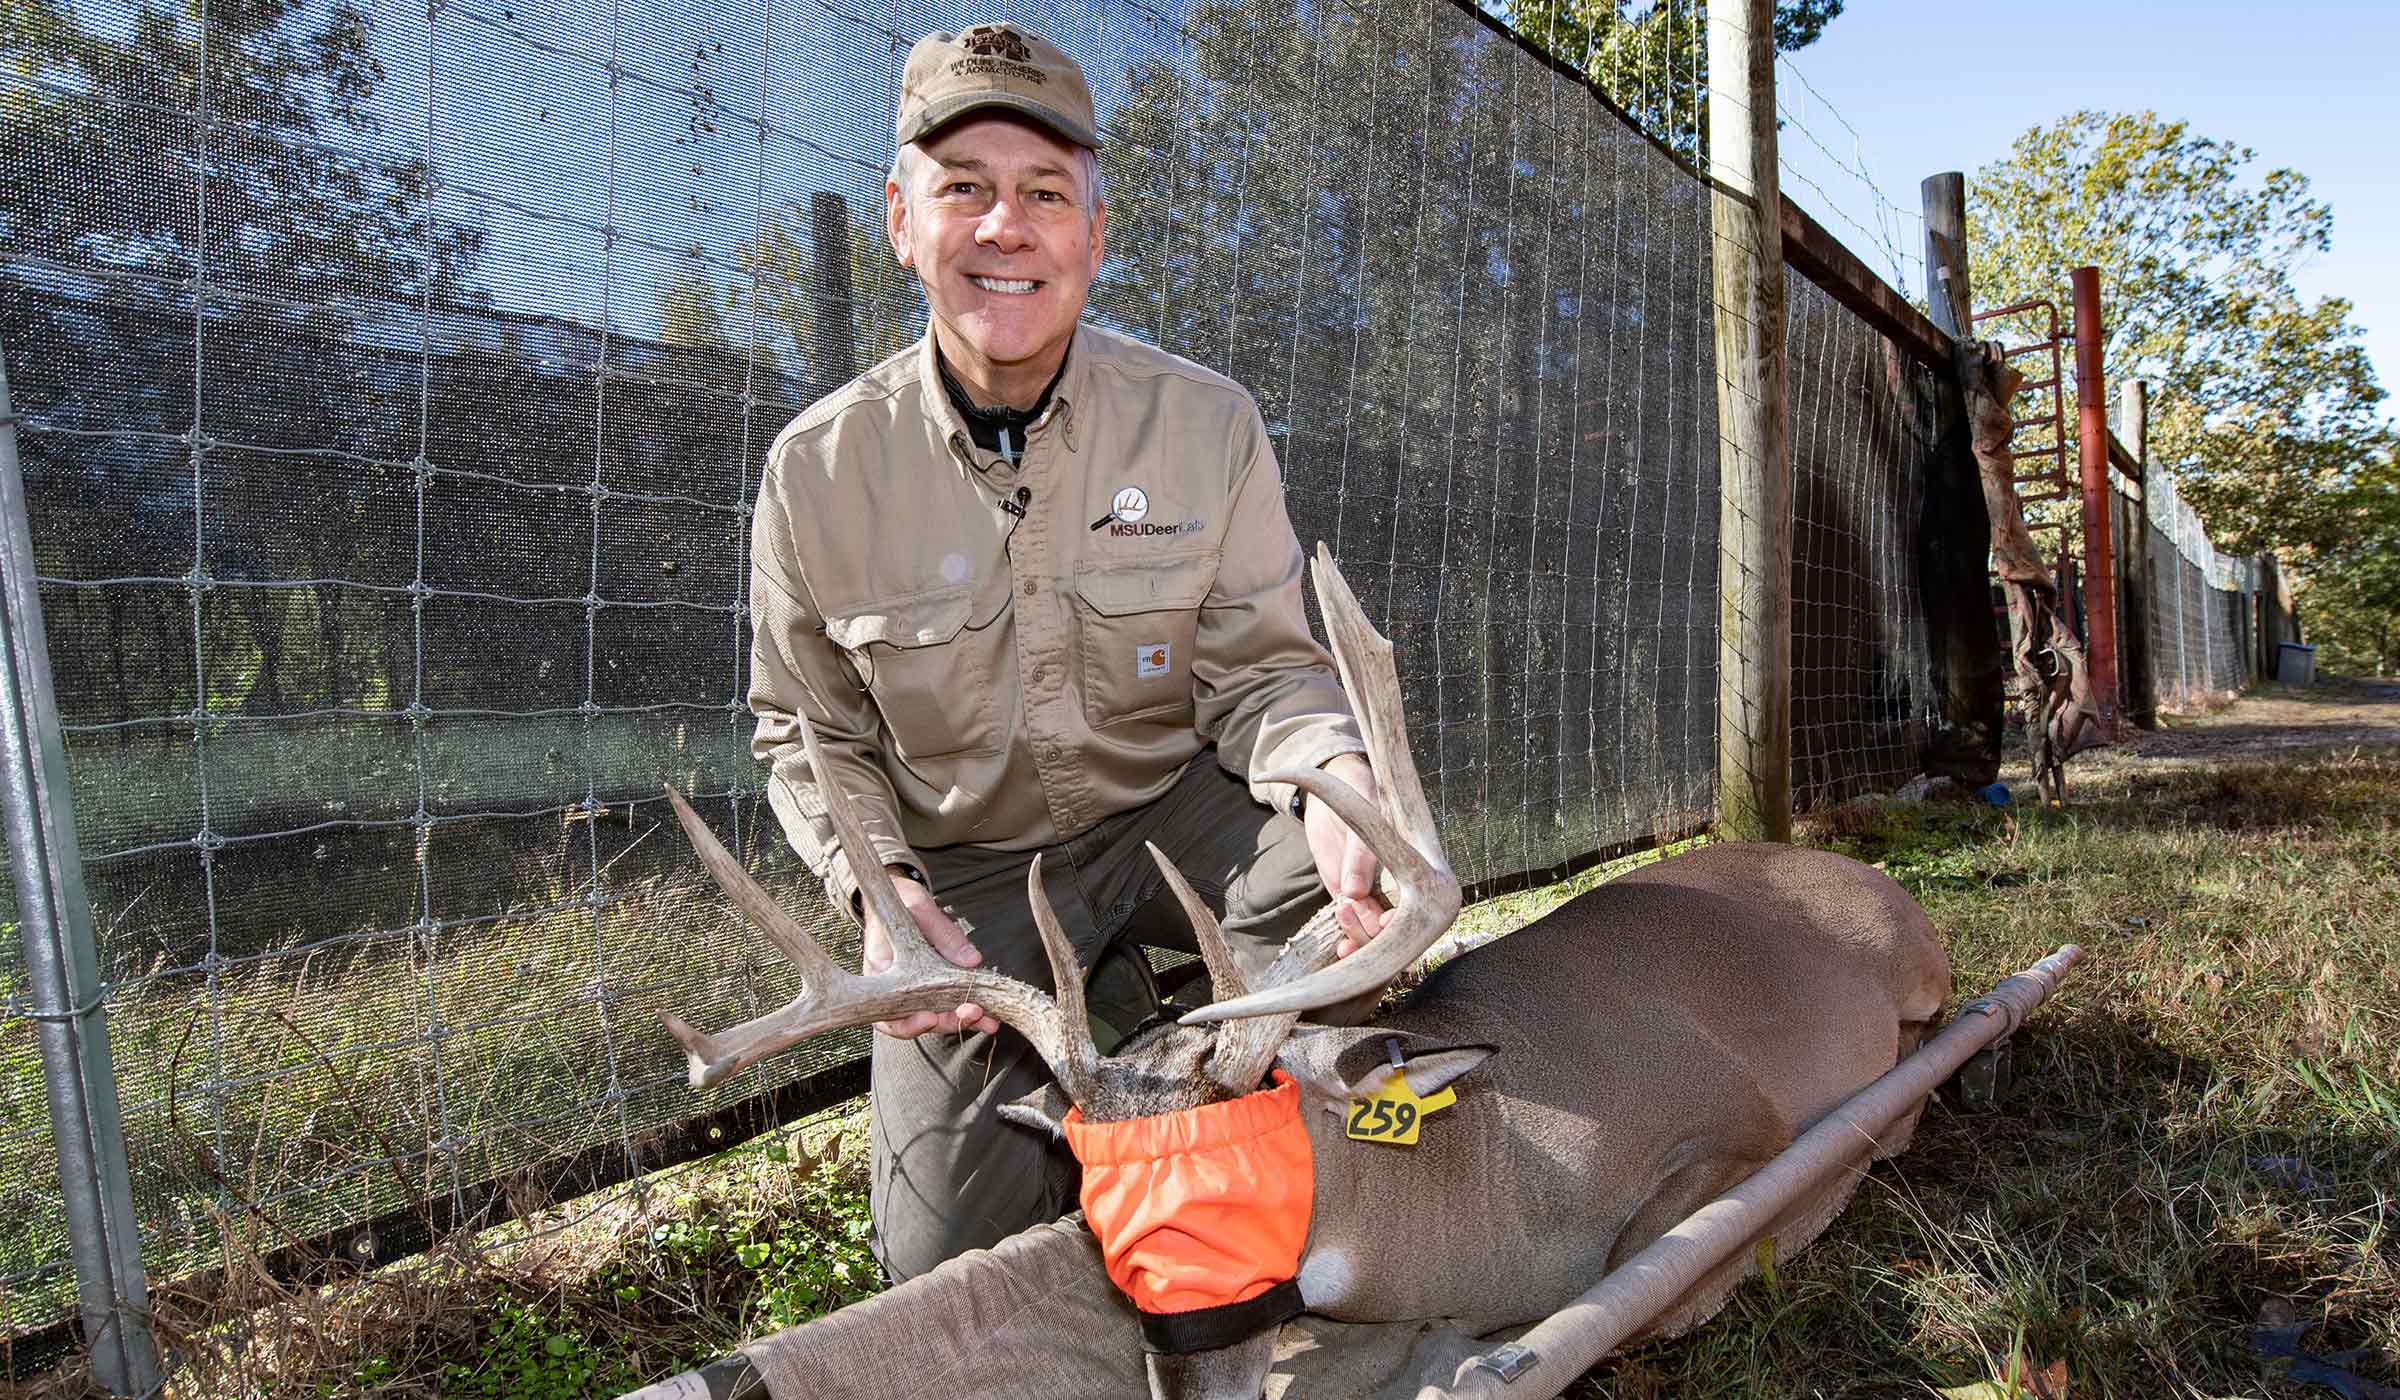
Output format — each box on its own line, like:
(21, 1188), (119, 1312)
(863, 867), (1002, 1039)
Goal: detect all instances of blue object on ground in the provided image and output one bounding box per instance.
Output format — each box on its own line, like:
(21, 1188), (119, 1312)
(1978, 783), (2012, 807)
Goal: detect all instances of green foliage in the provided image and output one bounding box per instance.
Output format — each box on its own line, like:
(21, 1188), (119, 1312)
(2300, 452), (2400, 674)
(1966, 111), (2397, 674)
(1805, 799), (2010, 898)
(1491, 1), (1842, 156)
(435, 1289), (641, 1400)
(1966, 113), (2390, 560)
(626, 1143), (881, 1333)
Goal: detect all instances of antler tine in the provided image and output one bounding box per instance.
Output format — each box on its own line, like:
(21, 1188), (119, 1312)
(1025, 855), (1102, 1099)
(1144, 843), (1249, 1001)
(1178, 765), (1459, 1022)
(1309, 544), (1447, 866)
(1178, 546), (1460, 1025)
(663, 784), (843, 986)
(652, 735), (1097, 1098)
(1143, 843), (1293, 1092)
(799, 715), (933, 966)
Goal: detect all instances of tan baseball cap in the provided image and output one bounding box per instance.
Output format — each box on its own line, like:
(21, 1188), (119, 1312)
(896, 24), (1101, 152)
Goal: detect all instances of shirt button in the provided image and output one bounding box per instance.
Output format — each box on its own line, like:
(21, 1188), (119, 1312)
(1022, 579), (1036, 596)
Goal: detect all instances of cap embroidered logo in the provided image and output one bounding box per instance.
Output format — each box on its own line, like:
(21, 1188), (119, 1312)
(962, 25), (1034, 62)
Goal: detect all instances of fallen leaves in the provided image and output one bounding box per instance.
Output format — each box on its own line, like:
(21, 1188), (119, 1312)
(1936, 1353), (2069, 1400)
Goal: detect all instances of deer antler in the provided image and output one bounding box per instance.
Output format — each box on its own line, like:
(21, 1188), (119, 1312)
(658, 719), (1101, 1101)
(1176, 545), (1461, 1025)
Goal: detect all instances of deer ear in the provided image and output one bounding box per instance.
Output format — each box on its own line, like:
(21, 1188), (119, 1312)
(996, 1081), (1075, 1137)
(1278, 1029), (1497, 1106)
(1342, 1044), (1496, 1101)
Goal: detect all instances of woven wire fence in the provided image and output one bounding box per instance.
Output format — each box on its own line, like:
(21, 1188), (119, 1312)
(0, 0), (1941, 1357)
(1788, 277), (1940, 811)
(2144, 463), (2256, 707)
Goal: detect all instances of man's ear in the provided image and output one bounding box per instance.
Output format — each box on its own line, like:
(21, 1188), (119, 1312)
(885, 176), (914, 269)
(995, 1080), (1074, 1137)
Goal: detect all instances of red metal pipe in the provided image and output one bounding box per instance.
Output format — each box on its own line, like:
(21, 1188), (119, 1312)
(2071, 267), (2121, 737)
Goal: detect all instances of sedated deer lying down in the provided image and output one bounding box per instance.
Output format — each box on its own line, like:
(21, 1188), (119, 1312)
(655, 548), (1952, 1400)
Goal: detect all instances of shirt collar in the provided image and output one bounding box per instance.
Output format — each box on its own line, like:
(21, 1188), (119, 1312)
(914, 323), (1086, 476)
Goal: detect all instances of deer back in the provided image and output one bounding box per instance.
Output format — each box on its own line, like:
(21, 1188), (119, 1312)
(1275, 841), (1949, 1336)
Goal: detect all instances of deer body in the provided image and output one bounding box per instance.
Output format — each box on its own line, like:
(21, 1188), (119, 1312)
(658, 548), (1953, 1399)
(1272, 842), (1948, 1338)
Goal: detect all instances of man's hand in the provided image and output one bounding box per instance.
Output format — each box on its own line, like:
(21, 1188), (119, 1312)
(862, 868), (1002, 1039)
(1304, 753), (1392, 958)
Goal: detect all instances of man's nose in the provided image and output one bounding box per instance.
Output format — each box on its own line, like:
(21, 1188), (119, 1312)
(975, 197), (1037, 253)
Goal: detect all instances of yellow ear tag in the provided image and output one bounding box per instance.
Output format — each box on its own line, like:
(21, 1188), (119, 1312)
(1343, 1072), (1457, 1147)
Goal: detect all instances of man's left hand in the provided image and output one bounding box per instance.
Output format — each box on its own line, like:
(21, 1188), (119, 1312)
(1304, 753), (1391, 957)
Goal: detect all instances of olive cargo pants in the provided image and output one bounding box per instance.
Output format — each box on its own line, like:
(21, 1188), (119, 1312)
(869, 755), (1329, 1284)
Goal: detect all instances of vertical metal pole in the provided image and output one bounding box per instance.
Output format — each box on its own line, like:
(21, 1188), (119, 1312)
(0, 354), (162, 1393)
(2120, 380), (2157, 728)
(1709, 0), (1791, 842)
(2069, 266), (2120, 737)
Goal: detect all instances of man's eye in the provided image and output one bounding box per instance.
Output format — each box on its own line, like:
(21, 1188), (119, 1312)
(945, 182), (980, 196)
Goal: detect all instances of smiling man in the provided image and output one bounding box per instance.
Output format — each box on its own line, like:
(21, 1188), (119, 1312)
(746, 23), (1390, 1284)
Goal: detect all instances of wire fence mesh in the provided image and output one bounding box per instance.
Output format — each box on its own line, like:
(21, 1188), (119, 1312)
(3, 0), (1946, 1358)
(1788, 275), (1940, 811)
(2143, 463), (2256, 707)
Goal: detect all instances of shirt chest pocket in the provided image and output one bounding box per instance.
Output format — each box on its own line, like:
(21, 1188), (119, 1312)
(1073, 553), (1216, 729)
(824, 586), (1002, 761)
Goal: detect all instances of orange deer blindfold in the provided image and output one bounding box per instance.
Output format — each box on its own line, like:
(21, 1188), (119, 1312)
(1060, 1070), (1314, 1354)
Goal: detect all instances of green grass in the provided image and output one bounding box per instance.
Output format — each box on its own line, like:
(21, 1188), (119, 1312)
(1581, 745), (2400, 1399)
(20, 725), (2400, 1399)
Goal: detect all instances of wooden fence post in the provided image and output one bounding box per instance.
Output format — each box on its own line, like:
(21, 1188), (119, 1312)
(1916, 172), (2003, 782)
(1709, 0), (1791, 841)
(2120, 380), (2159, 727)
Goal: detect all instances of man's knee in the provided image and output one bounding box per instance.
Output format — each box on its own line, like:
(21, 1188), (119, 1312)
(866, 1034), (1077, 1285)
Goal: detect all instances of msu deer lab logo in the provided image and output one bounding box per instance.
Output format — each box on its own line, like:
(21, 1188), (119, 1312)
(961, 25), (1034, 62)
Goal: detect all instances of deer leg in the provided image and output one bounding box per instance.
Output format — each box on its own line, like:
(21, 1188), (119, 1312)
(737, 1218), (1145, 1400)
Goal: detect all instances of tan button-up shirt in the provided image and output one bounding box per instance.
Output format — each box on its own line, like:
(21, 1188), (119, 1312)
(750, 323), (1364, 917)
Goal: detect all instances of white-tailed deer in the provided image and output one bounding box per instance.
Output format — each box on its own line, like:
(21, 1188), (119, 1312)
(654, 548), (1952, 1400)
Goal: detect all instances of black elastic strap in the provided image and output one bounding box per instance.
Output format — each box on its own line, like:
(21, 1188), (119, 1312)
(1136, 1279), (1306, 1355)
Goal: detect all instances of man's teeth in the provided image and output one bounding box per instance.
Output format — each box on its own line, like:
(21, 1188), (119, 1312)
(971, 276), (1038, 294)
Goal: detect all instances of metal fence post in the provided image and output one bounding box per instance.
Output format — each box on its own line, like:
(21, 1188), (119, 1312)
(2069, 267), (2121, 737)
(2120, 381), (2158, 728)
(0, 350), (162, 1393)
(1708, 0), (1792, 842)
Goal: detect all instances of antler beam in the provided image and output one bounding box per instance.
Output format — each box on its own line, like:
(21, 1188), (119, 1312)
(1179, 546), (1461, 1024)
(658, 718), (1100, 1099)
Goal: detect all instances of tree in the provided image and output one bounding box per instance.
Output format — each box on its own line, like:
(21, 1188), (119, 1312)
(1966, 112), (2391, 562)
(2302, 453), (2400, 676)
(3, 0), (485, 718)
(1495, 0), (1844, 155)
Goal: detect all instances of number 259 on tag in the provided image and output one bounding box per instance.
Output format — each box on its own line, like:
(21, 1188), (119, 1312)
(1344, 1075), (1455, 1146)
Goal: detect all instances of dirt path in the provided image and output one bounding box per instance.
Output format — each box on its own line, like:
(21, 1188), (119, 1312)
(2095, 676), (2400, 766)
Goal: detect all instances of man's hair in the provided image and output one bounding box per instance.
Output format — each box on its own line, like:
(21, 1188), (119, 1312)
(889, 140), (1102, 223)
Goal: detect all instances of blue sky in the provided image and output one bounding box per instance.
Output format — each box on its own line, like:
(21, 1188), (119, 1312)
(1770, 0), (2400, 422)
